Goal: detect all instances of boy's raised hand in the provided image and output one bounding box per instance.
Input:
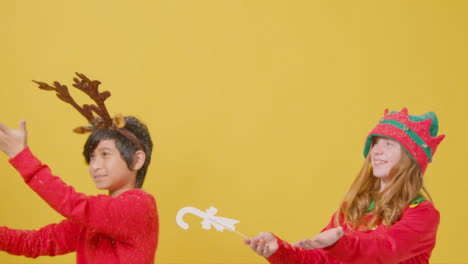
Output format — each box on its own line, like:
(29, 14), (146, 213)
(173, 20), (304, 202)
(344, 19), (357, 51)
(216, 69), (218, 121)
(0, 120), (28, 158)
(292, 226), (343, 250)
(244, 232), (279, 258)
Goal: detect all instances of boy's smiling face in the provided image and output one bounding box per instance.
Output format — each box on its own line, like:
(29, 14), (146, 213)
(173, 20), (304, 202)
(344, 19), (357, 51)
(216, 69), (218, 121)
(88, 139), (137, 197)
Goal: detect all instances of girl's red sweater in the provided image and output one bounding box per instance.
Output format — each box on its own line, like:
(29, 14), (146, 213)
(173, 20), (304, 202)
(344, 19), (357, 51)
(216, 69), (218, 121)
(0, 147), (159, 264)
(267, 201), (439, 264)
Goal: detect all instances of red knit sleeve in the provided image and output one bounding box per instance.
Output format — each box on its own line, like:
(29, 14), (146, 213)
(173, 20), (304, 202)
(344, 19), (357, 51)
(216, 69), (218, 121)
(9, 147), (158, 242)
(0, 219), (80, 258)
(266, 236), (337, 264)
(324, 201), (439, 263)
(266, 215), (342, 264)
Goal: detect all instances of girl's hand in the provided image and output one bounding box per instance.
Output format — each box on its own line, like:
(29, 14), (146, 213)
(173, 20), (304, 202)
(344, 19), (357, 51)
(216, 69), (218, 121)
(244, 232), (279, 258)
(292, 227), (343, 249)
(0, 120), (28, 158)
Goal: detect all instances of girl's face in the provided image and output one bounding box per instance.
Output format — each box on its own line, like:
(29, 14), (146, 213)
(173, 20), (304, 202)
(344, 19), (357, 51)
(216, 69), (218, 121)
(370, 137), (402, 179)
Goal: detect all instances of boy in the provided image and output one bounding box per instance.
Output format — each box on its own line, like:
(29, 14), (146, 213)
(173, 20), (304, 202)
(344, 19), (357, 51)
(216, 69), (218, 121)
(0, 73), (158, 263)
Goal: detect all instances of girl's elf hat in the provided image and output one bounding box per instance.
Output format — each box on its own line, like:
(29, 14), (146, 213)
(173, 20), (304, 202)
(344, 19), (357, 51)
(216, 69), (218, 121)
(363, 108), (445, 173)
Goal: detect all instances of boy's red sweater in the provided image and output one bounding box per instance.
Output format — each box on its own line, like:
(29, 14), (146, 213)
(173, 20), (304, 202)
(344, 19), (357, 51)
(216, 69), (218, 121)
(0, 147), (159, 264)
(267, 200), (439, 264)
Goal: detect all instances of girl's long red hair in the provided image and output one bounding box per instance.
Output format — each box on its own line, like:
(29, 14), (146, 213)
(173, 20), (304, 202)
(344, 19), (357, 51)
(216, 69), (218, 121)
(336, 144), (432, 229)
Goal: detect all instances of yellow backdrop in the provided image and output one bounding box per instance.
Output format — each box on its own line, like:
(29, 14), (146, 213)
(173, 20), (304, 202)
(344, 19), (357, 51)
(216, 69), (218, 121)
(1, 1), (466, 263)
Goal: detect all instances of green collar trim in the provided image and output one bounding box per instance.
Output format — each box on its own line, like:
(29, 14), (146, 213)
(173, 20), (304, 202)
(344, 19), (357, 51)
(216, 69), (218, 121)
(368, 200), (375, 212)
(367, 194), (426, 212)
(411, 194), (426, 204)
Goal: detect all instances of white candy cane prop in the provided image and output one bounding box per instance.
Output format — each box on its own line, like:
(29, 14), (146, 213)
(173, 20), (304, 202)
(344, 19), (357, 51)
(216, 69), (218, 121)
(176, 206), (247, 238)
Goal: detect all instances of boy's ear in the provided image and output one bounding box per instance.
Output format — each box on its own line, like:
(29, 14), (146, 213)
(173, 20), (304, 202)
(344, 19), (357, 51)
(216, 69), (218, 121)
(131, 150), (146, 171)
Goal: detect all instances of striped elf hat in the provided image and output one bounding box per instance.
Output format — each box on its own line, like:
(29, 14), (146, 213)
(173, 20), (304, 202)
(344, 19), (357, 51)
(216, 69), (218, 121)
(363, 108), (445, 173)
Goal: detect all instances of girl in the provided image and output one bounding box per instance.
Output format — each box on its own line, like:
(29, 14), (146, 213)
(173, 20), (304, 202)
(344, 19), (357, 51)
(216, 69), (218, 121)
(245, 108), (445, 264)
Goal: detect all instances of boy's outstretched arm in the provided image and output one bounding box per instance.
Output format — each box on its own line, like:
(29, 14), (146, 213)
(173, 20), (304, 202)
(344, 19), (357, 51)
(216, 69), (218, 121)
(0, 121), (80, 257)
(0, 219), (80, 257)
(0, 120), (27, 158)
(1, 120), (157, 243)
(8, 147), (158, 242)
(1, 121), (157, 243)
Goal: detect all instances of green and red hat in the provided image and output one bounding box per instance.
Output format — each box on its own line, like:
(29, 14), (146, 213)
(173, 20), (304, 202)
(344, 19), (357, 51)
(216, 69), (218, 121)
(363, 108), (445, 173)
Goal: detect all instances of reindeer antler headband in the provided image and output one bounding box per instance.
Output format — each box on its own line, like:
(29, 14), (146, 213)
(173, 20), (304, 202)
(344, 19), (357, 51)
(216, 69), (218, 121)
(33, 73), (143, 150)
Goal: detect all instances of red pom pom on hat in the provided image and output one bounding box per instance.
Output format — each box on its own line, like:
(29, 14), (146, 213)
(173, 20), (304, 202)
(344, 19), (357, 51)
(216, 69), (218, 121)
(363, 108), (445, 173)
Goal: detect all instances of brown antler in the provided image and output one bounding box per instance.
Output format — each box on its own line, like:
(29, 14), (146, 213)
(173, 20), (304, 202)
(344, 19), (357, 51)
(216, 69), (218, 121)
(33, 73), (116, 132)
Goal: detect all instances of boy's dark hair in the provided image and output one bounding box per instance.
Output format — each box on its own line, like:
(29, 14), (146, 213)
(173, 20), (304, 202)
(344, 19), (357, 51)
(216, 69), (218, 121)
(83, 116), (153, 188)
